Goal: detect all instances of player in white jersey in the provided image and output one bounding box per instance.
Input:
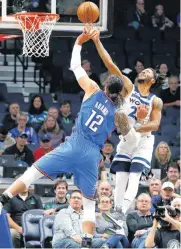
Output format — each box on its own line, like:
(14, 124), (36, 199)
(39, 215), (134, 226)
(87, 26), (163, 215)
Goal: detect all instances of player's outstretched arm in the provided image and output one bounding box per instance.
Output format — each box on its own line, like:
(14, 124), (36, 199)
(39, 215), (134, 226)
(90, 27), (133, 93)
(70, 30), (100, 95)
(135, 97), (163, 133)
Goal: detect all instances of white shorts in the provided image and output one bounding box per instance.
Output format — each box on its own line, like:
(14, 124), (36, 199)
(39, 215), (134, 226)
(112, 128), (154, 174)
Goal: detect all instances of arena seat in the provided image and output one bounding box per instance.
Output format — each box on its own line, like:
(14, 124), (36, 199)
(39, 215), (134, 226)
(152, 41), (177, 56)
(7, 93), (24, 104)
(58, 93), (80, 104)
(39, 215), (55, 248)
(161, 124), (180, 139)
(113, 27), (136, 40)
(165, 106), (180, 119)
(170, 146), (180, 158)
(164, 27), (180, 42)
(0, 102), (7, 113)
(34, 184), (55, 197)
(21, 209), (44, 248)
(138, 27), (161, 41)
(125, 39), (151, 56)
(0, 209), (13, 248)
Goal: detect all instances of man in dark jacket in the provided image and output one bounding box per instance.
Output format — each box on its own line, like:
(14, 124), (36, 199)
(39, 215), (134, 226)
(126, 193), (153, 248)
(126, 0), (150, 30)
(4, 177), (42, 248)
(2, 103), (20, 131)
(3, 132), (34, 166)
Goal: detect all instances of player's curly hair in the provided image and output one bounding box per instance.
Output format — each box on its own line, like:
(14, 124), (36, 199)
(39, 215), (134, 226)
(106, 75), (124, 105)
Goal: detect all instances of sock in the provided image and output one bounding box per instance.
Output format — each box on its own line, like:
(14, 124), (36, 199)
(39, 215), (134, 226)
(114, 171), (129, 208)
(122, 172), (142, 213)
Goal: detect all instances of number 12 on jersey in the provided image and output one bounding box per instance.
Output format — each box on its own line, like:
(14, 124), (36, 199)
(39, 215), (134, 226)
(85, 110), (104, 132)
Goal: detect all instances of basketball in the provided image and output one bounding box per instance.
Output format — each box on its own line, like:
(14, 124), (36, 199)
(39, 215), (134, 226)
(77, 2), (100, 23)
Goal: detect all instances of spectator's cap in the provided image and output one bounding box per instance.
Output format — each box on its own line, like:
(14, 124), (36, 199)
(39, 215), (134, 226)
(19, 132), (28, 138)
(162, 181), (174, 190)
(40, 134), (51, 142)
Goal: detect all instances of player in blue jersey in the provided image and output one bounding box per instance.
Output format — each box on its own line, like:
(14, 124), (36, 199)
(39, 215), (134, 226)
(87, 26), (163, 216)
(0, 28), (124, 247)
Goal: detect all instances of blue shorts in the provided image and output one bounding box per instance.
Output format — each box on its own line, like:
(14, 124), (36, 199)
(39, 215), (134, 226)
(35, 133), (101, 199)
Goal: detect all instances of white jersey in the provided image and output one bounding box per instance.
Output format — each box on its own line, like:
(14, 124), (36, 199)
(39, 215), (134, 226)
(120, 85), (156, 133)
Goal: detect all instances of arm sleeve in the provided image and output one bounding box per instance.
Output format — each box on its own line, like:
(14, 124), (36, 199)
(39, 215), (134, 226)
(126, 213), (138, 234)
(70, 45), (87, 81)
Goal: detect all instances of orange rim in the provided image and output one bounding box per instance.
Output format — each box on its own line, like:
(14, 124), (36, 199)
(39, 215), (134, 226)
(14, 12), (59, 31)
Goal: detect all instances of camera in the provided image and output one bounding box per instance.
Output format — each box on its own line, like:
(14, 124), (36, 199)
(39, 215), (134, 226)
(154, 204), (180, 228)
(154, 205), (180, 219)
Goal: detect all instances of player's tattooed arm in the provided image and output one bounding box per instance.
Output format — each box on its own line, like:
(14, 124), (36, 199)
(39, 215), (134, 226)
(90, 27), (133, 94)
(115, 110), (131, 136)
(135, 97), (163, 133)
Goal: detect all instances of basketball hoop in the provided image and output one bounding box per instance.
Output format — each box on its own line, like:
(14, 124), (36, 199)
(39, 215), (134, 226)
(15, 12), (59, 57)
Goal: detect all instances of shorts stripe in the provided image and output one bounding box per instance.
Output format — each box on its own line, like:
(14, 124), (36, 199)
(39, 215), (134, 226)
(132, 157), (151, 168)
(113, 154), (131, 162)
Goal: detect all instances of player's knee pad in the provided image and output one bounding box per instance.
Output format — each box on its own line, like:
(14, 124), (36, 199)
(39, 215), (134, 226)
(18, 165), (44, 189)
(82, 197), (96, 223)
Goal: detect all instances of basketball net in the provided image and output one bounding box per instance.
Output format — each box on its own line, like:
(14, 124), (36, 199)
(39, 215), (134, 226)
(15, 13), (59, 57)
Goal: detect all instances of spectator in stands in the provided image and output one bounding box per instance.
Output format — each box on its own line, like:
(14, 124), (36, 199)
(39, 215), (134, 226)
(4, 175), (43, 248)
(2, 103), (20, 131)
(152, 141), (172, 179)
(10, 112), (38, 145)
(160, 75), (180, 107)
(28, 95), (48, 132)
(126, 193), (153, 248)
(95, 195), (129, 248)
(39, 115), (66, 148)
(3, 132), (34, 166)
(82, 59), (100, 85)
(48, 106), (62, 128)
(59, 100), (75, 135)
(150, 181), (175, 213)
(128, 59), (145, 83)
(0, 126), (15, 155)
(127, 0), (150, 30)
(97, 181), (113, 199)
(158, 63), (170, 90)
(52, 190), (105, 248)
(162, 163), (180, 195)
(149, 178), (162, 197)
(101, 140), (114, 169)
(145, 208), (180, 248)
(33, 134), (53, 161)
(171, 197), (181, 209)
(152, 4), (174, 30)
(44, 179), (69, 215)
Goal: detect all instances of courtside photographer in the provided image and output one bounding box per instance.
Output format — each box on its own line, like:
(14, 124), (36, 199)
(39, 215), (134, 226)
(145, 204), (181, 248)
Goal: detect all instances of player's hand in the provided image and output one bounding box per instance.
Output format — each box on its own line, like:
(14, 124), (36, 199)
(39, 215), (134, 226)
(136, 104), (149, 121)
(72, 235), (82, 244)
(102, 233), (109, 239)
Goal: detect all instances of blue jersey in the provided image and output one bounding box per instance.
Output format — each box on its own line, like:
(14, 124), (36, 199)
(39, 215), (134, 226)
(73, 90), (116, 148)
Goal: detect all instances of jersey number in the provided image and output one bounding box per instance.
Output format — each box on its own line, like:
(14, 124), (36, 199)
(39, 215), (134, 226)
(85, 110), (104, 132)
(129, 106), (137, 119)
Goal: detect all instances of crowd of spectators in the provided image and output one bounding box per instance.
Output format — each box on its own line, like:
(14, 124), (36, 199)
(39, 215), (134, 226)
(0, 0), (180, 248)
